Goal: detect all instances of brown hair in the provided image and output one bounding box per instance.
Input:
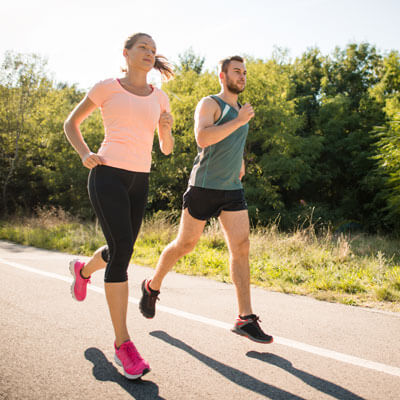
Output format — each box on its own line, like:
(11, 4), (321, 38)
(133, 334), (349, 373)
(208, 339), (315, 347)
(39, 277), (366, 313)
(218, 55), (245, 74)
(123, 33), (174, 81)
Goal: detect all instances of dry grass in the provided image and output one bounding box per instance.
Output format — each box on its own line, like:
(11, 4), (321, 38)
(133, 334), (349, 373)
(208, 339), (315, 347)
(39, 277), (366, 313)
(1, 208), (399, 311)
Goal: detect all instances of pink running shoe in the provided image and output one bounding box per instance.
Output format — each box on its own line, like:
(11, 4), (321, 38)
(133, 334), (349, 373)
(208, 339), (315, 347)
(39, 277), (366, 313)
(114, 341), (150, 379)
(69, 259), (91, 301)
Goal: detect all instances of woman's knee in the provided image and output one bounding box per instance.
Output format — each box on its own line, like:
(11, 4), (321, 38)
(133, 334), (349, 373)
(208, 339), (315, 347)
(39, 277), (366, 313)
(99, 245), (109, 262)
(104, 238), (134, 282)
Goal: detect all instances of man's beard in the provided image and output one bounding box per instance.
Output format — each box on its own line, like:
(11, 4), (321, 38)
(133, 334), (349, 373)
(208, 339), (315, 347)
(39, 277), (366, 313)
(226, 76), (245, 94)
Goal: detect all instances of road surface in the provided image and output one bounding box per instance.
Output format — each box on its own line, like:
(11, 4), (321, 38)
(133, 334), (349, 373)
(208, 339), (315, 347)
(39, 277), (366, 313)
(1, 240), (399, 399)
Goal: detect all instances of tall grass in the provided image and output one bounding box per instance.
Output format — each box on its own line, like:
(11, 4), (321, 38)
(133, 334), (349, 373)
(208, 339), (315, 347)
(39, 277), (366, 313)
(0, 207), (104, 255)
(1, 207), (399, 311)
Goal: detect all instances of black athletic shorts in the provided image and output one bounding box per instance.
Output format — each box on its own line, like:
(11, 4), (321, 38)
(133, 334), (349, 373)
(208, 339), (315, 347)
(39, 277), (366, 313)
(182, 185), (247, 221)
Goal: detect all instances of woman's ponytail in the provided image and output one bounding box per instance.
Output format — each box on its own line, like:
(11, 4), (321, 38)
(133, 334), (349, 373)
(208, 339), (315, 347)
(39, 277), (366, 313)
(154, 55), (174, 81)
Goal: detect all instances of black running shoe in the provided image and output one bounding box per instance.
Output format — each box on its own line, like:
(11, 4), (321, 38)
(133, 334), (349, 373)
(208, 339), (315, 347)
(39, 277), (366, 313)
(139, 279), (160, 319)
(231, 314), (273, 344)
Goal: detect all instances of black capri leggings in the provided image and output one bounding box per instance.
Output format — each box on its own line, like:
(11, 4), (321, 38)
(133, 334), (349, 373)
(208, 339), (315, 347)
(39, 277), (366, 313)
(88, 165), (149, 282)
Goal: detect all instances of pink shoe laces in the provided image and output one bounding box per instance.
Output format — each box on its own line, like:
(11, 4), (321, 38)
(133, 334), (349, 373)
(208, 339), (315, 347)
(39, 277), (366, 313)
(125, 342), (143, 363)
(117, 341), (143, 364)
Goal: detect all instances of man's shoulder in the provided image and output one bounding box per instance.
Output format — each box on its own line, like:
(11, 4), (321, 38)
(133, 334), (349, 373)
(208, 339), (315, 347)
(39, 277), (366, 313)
(197, 95), (220, 110)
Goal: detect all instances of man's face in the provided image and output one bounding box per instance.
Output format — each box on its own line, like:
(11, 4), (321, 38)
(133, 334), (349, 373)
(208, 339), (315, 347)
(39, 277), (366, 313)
(224, 60), (247, 94)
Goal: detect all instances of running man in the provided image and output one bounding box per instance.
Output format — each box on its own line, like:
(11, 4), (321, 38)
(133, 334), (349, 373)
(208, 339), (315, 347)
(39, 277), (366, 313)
(139, 55), (273, 344)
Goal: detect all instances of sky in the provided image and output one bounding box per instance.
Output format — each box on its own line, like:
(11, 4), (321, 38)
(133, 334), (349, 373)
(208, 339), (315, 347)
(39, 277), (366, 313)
(2, 0), (400, 90)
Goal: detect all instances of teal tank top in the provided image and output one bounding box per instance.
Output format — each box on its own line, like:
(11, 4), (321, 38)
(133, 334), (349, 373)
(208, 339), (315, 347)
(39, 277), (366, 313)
(188, 95), (248, 190)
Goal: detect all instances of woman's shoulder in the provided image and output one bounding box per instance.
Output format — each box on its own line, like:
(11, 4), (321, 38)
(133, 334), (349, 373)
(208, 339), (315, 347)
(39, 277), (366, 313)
(153, 86), (169, 101)
(87, 79), (119, 105)
(91, 78), (117, 89)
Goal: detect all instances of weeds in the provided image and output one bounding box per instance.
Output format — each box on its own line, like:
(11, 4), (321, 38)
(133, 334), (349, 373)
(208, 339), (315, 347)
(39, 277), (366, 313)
(0, 207), (399, 311)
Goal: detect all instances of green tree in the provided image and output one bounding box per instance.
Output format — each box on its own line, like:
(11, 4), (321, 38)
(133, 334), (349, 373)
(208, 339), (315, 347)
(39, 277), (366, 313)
(0, 51), (51, 215)
(372, 51), (400, 229)
(374, 111), (400, 227)
(240, 58), (322, 225)
(175, 48), (205, 74)
(310, 43), (387, 229)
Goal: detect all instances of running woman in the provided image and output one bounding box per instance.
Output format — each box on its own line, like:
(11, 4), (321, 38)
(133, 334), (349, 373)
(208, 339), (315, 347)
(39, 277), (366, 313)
(139, 56), (273, 344)
(64, 32), (174, 379)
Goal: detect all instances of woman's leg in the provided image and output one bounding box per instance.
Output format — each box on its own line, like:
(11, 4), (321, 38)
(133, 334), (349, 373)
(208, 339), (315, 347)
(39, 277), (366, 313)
(88, 166), (136, 346)
(81, 245), (107, 278)
(105, 281), (130, 347)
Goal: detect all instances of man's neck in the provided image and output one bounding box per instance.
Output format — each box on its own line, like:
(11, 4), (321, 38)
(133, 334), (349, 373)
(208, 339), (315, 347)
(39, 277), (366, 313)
(218, 90), (239, 109)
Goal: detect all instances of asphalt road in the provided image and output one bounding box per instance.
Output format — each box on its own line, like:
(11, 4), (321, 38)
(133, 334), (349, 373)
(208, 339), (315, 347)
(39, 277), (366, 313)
(1, 240), (399, 400)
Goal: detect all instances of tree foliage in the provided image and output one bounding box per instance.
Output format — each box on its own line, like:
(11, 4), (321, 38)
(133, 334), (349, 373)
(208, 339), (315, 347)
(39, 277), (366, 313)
(1, 45), (400, 233)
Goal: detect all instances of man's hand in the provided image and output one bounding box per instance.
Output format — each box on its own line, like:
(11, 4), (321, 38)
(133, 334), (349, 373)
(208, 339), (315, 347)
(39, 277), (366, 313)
(237, 103), (255, 125)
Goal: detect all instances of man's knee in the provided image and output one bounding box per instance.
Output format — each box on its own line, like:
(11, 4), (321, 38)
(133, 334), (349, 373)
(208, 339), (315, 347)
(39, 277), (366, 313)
(174, 238), (197, 255)
(230, 237), (250, 258)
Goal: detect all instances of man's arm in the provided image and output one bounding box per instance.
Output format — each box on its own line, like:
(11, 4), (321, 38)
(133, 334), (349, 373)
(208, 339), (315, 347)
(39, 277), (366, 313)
(239, 158), (245, 180)
(194, 97), (254, 148)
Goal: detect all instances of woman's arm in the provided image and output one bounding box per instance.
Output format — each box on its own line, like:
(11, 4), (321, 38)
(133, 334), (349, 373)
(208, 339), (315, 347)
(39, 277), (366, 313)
(63, 96), (103, 169)
(157, 112), (174, 155)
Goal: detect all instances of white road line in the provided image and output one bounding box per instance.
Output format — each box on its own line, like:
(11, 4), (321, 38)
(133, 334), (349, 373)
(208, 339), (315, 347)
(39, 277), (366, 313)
(1, 257), (400, 378)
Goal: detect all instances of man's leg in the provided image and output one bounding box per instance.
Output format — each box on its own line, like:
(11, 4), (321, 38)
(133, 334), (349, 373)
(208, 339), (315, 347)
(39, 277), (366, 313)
(139, 208), (206, 318)
(150, 208), (206, 290)
(218, 209), (273, 343)
(218, 209), (252, 316)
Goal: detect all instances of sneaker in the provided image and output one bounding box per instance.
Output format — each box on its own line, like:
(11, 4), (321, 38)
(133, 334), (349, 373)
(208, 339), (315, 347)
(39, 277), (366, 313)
(231, 314), (273, 344)
(114, 340), (150, 379)
(69, 259), (91, 301)
(139, 279), (160, 319)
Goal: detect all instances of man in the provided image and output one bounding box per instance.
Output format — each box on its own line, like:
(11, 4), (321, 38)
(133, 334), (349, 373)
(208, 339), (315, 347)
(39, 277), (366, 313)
(139, 56), (273, 344)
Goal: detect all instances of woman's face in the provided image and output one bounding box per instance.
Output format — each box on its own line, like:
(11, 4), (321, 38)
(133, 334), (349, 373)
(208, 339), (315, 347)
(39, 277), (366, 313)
(124, 35), (157, 73)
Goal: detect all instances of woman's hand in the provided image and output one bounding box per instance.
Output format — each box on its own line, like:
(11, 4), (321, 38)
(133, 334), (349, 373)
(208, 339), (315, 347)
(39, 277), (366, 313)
(158, 112), (174, 155)
(159, 112), (173, 131)
(82, 152), (103, 169)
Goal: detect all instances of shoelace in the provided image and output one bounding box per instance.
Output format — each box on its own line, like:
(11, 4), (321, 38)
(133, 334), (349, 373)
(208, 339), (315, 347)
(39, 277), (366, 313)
(146, 283), (160, 300)
(237, 315), (261, 327)
(148, 291), (160, 301)
(125, 343), (142, 362)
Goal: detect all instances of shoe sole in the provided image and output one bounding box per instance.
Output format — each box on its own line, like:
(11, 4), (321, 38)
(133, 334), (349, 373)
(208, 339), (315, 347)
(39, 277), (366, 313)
(231, 327), (274, 344)
(139, 281), (155, 319)
(69, 259), (80, 302)
(114, 353), (150, 379)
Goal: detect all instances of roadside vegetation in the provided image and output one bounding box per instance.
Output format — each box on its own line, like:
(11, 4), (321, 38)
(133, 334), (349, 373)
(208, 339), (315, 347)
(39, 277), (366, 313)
(1, 207), (399, 312)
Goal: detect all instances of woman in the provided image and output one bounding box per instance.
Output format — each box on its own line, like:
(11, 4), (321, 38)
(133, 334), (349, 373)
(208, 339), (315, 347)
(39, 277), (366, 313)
(64, 32), (174, 380)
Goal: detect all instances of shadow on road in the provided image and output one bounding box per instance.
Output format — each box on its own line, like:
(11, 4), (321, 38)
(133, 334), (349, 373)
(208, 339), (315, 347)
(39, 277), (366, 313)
(247, 352), (365, 400)
(150, 330), (306, 400)
(85, 347), (165, 400)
